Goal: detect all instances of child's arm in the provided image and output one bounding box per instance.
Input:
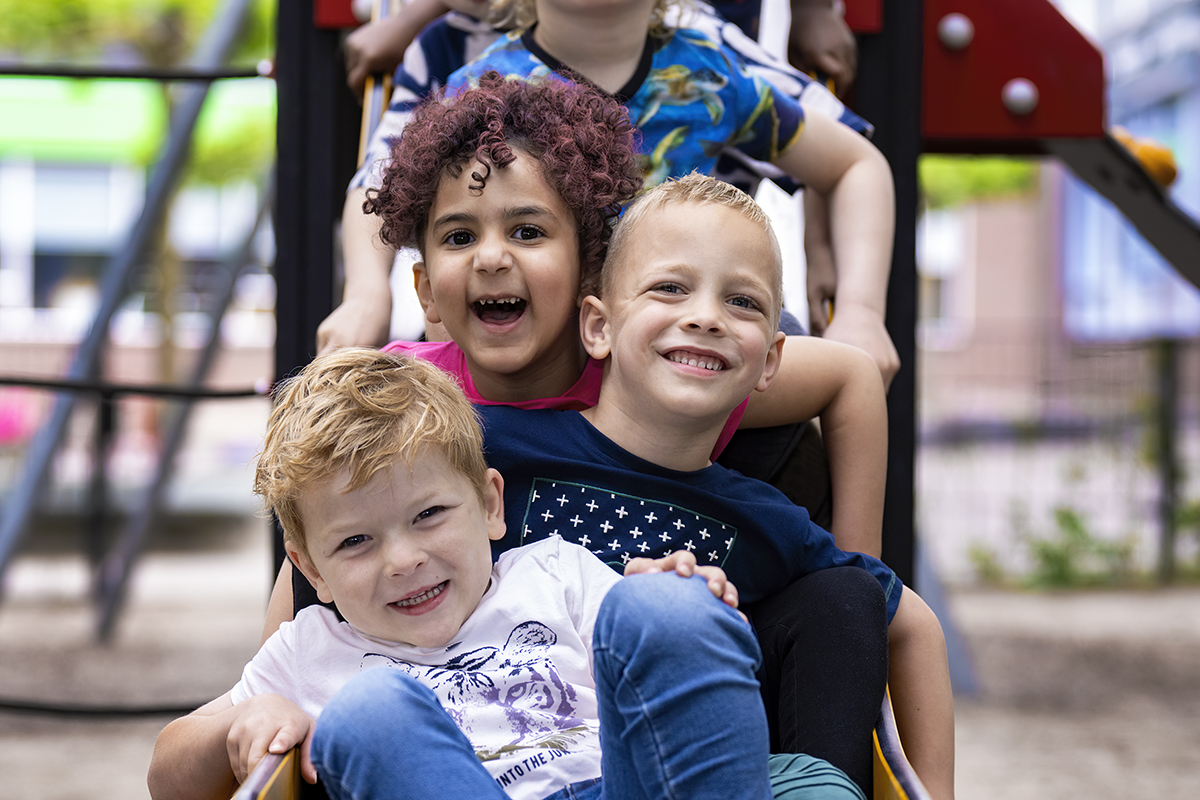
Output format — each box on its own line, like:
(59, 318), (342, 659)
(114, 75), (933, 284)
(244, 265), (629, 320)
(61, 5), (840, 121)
(886, 587), (956, 800)
(262, 559), (296, 644)
(742, 336), (886, 557)
(803, 190), (900, 387)
(316, 189), (398, 354)
(147, 692), (318, 800)
(774, 110), (898, 389)
(788, 0), (857, 96)
(344, 0), (449, 95)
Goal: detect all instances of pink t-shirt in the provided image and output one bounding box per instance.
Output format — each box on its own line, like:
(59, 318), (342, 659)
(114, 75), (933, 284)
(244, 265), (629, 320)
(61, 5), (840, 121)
(383, 339), (747, 457)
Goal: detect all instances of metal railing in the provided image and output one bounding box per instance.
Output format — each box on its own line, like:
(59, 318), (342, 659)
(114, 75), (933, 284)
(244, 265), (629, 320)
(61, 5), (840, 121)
(0, 0), (268, 639)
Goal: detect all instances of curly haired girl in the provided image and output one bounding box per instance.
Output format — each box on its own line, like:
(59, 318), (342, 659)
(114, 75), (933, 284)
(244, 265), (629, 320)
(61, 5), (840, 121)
(365, 70), (642, 292)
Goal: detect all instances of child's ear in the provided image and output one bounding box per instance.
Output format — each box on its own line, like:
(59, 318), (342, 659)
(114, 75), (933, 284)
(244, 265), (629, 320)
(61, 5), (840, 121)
(579, 296), (612, 360)
(286, 542), (335, 606)
(755, 331), (787, 394)
(483, 468), (507, 542)
(413, 262), (443, 326)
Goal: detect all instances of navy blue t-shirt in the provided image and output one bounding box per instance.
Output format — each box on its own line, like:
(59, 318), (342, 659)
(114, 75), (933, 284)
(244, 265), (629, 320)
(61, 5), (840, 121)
(479, 405), (902, 620)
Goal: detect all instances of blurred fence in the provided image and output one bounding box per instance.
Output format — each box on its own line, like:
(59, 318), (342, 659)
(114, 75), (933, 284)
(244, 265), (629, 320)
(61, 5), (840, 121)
(917, 320), (1200, 585)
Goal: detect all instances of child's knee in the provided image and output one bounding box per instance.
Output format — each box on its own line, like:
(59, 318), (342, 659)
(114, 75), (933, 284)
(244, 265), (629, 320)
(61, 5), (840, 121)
(597, 573), (752, 654)
(318, 668), (433, 742)
(818, 567), (887, 622)
(764, 567), (887, 628)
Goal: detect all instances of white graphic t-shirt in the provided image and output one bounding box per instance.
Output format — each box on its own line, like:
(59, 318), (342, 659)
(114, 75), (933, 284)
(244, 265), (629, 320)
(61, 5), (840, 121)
(231, 537), (622, 800)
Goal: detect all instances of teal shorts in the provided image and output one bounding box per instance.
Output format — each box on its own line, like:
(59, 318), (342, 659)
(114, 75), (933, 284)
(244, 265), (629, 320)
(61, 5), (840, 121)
(769, 753), (867, 800)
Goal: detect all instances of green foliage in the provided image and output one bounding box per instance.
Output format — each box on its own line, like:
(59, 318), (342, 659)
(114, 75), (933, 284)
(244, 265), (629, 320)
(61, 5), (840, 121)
(0, 0), (274, 66)
(1175, 498), (1200, 531)
(187, 113), (273, 185)
(0, 1), (277, 181)
(1174, 499), (1200, 575)
(968, 543), (1007, 586)
(1024, 507), (1137, 589)
(919, 155), (1040, 210)
(973, 504), (1141, 588)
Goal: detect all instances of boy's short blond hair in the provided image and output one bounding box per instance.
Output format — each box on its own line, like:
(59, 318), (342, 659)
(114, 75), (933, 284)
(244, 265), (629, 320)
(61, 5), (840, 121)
(254, 349), (488, 560)
(489, 0), (686, 36)
(602, 172), (784, 328)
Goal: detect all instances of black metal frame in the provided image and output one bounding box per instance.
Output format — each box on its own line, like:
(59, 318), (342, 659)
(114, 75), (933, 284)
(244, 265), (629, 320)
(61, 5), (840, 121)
(1, 65), (263, 81)
(855, 1), (923, 587)
(272, 0), (361, 572)
(0, 0), (268, 638)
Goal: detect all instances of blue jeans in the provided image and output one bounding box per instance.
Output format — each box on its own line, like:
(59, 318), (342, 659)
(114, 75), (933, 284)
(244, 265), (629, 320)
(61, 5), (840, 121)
(311, 573), (774, 800)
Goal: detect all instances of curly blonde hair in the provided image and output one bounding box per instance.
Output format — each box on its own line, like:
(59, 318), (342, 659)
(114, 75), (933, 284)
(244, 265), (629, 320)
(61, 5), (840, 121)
(255, 349), (488, 560)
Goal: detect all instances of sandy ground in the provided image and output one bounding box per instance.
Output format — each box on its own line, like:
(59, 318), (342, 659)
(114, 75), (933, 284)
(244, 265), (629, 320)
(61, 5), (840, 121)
(949, 587), (1200, 798)
(2, 513), (1198, 800)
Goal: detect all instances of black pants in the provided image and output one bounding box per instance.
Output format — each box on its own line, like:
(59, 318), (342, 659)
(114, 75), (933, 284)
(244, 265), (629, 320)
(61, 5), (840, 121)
(720, 407), (887, 791)
(743, 566), (889, 797)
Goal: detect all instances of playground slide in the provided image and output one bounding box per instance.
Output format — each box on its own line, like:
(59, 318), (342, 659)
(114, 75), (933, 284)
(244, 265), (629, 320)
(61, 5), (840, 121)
(1047, 133), (1200, 287)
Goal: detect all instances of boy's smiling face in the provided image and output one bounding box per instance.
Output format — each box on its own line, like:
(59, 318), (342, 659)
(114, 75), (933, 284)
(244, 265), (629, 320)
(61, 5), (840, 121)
(288, 448), (506, 649)
(582, 200), (785, 429)
(415, 149), (585, 402)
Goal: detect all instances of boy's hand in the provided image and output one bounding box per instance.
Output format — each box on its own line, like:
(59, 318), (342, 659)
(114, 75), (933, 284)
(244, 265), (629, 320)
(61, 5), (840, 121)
(624, 551), (742, 614)
(226, 694), (319, 786)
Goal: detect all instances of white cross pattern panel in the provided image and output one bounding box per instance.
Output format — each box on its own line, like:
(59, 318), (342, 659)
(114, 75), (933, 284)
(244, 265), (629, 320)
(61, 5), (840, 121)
(517, 479), (738, 568)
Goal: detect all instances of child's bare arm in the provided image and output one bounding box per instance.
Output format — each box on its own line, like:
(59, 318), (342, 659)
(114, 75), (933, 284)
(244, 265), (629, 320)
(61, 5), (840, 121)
(803, 191), (900, 388)
(742, 336), (885, 557)
(317, 189), (398, 354)
(147, 692), (318, 800)
(262, 560), (296, 645)
(344, 0), (448, 95)
(886, 587), (956, 800)
(774, 112), (898, 390)
(788, 0), (857, 96)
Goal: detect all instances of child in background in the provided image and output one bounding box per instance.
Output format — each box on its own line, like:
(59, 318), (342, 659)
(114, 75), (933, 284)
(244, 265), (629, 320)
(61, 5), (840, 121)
(477, 172), (954, 799)
(340, 0), (856, 99)
(148, 350), (865, 800)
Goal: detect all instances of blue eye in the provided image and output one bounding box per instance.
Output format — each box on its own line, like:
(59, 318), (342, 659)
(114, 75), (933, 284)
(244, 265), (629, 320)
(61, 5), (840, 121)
(339, 534), (368, 550)
(652, 282), (683, 294)
(729, 295), (759, 310)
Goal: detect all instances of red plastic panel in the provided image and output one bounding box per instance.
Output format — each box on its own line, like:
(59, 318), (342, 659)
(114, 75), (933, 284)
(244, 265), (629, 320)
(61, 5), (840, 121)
(923, 0), (1105, 148)
(315, 0), (359, 29)
(843, 0), (883, 34)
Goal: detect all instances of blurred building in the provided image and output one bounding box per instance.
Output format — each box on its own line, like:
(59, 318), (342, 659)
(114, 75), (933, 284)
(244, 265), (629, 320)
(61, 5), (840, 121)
(0, 78), (276, 359)
(916, 0), (1200, 583)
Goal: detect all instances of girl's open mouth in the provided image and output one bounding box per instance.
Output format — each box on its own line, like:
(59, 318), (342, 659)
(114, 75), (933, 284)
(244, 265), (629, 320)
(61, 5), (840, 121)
(474, 297), (527, 324)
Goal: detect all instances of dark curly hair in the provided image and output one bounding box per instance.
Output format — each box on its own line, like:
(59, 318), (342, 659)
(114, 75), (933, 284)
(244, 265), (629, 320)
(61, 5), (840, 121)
(363, 71), (643, 287)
